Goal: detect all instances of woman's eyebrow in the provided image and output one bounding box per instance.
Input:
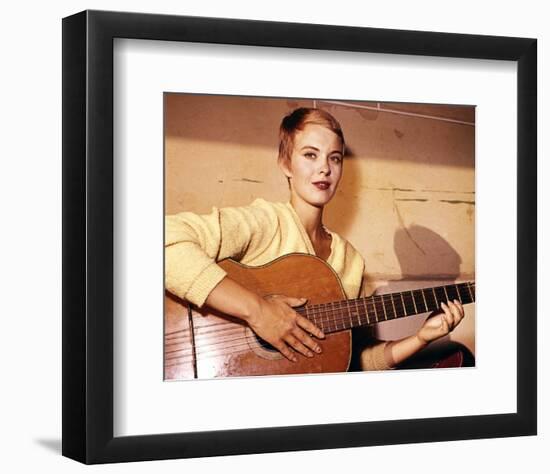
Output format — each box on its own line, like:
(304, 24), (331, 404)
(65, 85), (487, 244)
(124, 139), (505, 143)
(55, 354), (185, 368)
(300, 145), (320, 151)
(300, 145), (343, 155)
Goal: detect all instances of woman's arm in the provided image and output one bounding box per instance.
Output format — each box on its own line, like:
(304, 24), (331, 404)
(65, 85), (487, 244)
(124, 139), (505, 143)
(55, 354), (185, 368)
(165, 202), (325, 361)
(361, 299), (465, 370)
(165, 203), (279, 307)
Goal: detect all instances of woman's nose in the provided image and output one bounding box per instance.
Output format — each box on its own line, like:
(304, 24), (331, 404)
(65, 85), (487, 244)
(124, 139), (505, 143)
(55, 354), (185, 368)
(318, 158), (331, 175)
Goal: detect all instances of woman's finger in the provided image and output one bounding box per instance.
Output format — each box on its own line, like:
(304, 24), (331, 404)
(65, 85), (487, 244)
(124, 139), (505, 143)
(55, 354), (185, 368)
(272, 340), (297, 362)
(446, 300), (462, 326)
(285, 334), (313, 358)
(440, 303), (453, 332)
(293, 326), (322, 354)
(453, 300), (465, 318)
(440, 314), (450, 334)
(296, 314), (325, 339)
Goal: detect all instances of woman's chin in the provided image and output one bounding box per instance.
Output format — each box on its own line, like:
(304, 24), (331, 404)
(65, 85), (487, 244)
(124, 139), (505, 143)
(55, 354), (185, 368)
(308, 196), (333, 208)
(292, 190), (335, 208)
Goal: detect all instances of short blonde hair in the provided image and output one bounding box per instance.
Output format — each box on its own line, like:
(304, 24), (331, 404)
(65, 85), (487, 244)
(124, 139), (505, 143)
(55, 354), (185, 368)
(278, 107), (345, 164)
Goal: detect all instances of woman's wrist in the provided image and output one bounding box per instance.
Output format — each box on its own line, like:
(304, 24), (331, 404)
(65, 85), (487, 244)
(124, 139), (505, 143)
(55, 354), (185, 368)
(414, 333), (430, 347)
(241, 291), (263, 324)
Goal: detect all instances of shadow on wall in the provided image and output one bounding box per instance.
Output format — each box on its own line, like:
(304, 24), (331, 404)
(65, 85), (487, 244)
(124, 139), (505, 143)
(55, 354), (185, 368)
(394, 224), (462, 279)
(366, 225), (465, 342)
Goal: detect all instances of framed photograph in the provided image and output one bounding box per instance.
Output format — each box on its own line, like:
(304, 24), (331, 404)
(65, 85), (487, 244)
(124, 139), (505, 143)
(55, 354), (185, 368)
(163, 92), (477, 381)
(62, 10), (537, 464)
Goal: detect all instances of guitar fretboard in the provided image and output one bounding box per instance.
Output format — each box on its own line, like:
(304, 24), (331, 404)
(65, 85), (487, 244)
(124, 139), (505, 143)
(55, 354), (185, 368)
(296, 281), (475, 334)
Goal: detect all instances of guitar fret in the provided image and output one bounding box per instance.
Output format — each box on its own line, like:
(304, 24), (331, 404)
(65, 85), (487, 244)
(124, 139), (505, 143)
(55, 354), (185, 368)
(316, 304), (324, 331)
(325, 304), (331, 331)
(370, 298), (377, 323)
(362, 297), (370, 325)
(445, 285), (455, 302)
(422, 288), (435, 312)
(331, 301), (338, 331)
(305, 305), (311, 324)
(393, 292), (405, 318)
(455, 284), (463, 303)
(413, 290), (427, 314)
(435, 286), (448, 307)
(432, 287), (438, 309)
(403, 292), (414, 316)
(365, 298), (371, 324)
(449, 284), (460, 302)
(410, 291), (418, 314)
(421, 289), (428, 311)
(467, 282), (473, 302)
(400, 292), (407, 316)
(307, 281), (475, 335)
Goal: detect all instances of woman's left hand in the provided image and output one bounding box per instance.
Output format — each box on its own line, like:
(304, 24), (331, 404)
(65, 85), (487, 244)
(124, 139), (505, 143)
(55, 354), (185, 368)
(416, 299), (465, 345)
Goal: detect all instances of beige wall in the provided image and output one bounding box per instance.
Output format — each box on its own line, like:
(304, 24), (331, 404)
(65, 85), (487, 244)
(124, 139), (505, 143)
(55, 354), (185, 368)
(165, 94), (475, 354)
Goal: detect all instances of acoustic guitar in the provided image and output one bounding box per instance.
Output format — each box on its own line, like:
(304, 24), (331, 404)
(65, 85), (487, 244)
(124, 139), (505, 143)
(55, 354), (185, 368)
(164, 253), (475, 380)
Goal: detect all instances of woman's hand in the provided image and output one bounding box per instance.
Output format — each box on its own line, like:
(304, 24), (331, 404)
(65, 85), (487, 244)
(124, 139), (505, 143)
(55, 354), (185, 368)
(204, 277), (325, 362)
(247, 295), (325, 362)
(416, 299), (465, 345)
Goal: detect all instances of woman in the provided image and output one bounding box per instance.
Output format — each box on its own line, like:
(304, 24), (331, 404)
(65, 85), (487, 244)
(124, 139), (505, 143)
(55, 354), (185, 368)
(165, 107), (465, 371)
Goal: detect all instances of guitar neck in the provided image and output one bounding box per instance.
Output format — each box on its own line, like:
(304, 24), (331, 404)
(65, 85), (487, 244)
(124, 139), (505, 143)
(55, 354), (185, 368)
(296, 281), (475, 334)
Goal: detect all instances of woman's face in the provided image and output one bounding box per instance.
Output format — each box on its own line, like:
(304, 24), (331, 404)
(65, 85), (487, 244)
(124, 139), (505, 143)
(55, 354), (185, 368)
(280, 123), (344, 208)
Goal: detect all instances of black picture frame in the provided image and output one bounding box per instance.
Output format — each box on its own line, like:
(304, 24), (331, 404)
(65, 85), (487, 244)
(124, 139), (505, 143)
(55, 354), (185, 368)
(62, 10), (537, 464)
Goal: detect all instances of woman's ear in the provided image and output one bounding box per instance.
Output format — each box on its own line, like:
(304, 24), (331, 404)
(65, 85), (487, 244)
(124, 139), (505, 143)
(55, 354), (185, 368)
(278, 156), (292, 179)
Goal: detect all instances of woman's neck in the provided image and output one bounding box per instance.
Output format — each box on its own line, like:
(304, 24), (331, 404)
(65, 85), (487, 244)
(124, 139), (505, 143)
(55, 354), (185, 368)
(290, 195), (326, 243)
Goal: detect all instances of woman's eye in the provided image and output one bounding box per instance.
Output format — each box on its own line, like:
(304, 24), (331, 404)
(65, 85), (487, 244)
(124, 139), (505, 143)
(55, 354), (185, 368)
(305, 153), (316, 159)
(330, 155), (342, 163)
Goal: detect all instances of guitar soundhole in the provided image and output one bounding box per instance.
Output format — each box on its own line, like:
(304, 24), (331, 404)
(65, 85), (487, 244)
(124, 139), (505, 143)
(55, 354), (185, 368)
(256, 336), (278, 353)
(245, 327), (283, 360)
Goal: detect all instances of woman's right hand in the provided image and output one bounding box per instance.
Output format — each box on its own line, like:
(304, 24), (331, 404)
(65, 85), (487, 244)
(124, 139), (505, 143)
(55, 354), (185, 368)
(204, 277), (325, 362)
(247, 295), (325, 362)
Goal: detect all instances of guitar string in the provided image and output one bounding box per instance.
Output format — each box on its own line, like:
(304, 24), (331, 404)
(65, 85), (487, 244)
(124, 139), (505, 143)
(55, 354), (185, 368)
(165, 284), (475, 352)
(164, 300), (354, 352)
(165, 333), (339, 367)
(165, 337), (258, 362)
(165, 347), (257, 369)
(165, 300), (473, 365)
(164, 282), (476, 365)
(165, 330), (254, 355)
(165, 310), (349, 363)
(166, 286), (474, 350)
(166, 287), (472, 342)
(165, 327), (315, 364)
(165, 319), (231, 337)
(165, 282), (474, 339)
(166, 322), (243, 341)
(165, 298), (476, 369)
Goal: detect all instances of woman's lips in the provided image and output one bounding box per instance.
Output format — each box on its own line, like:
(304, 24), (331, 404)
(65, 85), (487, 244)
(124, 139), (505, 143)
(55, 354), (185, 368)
(313, 182), (330, 190)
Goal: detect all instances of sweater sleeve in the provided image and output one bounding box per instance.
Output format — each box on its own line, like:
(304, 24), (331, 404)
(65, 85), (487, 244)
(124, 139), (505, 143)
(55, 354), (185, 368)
(165, 200), (278, 307)
(360, 340), (393, 371)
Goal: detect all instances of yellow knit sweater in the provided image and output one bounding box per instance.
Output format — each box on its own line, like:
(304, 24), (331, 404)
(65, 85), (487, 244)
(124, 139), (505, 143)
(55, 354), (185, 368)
(165, 198), (390, 370)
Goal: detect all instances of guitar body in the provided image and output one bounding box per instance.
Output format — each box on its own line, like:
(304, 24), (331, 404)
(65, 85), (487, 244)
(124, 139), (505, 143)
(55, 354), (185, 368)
(164, 254), (352, 379)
